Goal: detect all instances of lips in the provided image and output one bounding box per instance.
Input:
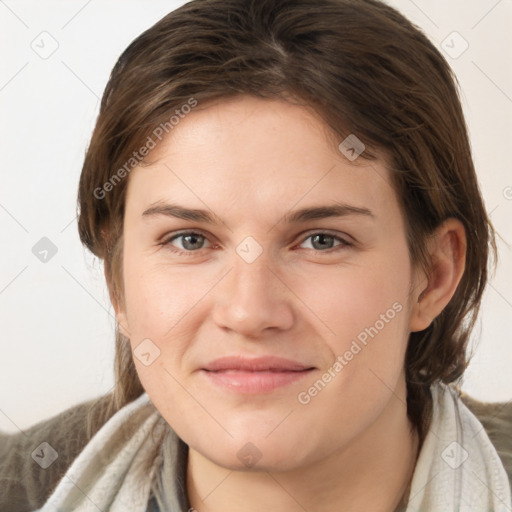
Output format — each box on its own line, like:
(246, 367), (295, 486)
(201, 356), (315, 393)
(203, 356), (313, 372)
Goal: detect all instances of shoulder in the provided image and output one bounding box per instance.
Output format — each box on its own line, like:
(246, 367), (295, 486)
(460, 391), (512, 487)
(0, 393), (115, 512)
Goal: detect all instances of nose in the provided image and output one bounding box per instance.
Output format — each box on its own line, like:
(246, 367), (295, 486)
(212, 252), (295, 338)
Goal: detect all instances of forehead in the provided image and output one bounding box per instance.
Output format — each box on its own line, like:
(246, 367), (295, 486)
(125, 96), (399, 225)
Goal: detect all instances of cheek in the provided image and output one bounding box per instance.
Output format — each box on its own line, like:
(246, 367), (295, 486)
(296, 254), (413, 430)
(288, 249), (412, 445)
(121, 254), (230, 390)
(122, 255), (201, 336)
(296, 248), (412, 356)
(121, 259), (203, 411)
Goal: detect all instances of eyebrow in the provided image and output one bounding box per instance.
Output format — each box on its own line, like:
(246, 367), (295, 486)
(142, 202), (374, 225)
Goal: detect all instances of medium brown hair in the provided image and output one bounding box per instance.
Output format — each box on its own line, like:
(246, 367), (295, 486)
(77, 0), (496, 444)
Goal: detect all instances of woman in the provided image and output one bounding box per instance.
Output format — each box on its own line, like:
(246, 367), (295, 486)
(1, 0), (511, 510)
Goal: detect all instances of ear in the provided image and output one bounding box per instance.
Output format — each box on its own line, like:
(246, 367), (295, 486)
(104, 264), (131, 339)
(409, 218), (467, 332)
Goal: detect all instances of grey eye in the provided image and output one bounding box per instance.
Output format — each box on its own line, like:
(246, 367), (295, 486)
(300, 233), (346, 251)
(168, 232), (209, 251)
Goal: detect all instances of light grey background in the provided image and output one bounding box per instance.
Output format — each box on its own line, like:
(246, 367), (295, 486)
(1, 0), (511, 434)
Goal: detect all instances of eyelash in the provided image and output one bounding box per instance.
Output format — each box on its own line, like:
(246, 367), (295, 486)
(159, 230), (354, 256)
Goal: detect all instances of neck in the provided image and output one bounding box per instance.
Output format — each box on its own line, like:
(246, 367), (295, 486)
(187, 379), (419, 512)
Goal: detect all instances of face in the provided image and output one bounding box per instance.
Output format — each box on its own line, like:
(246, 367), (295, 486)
(116, 96), (419, 471)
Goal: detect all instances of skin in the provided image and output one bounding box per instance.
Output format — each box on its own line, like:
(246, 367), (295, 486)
(113, 96), (466, 511)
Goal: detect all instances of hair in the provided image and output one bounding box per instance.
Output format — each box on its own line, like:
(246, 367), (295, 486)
(74, 0), (495, 504)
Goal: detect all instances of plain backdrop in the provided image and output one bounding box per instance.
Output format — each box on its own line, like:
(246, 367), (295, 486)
(1, 0), (511, 434)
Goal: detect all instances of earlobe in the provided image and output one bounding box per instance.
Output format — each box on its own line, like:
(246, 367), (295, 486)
(111, 296), (131, 339)
(113, 300), (131, 338)
(409, 218), (467, 333)
(116, 311), (131, 339)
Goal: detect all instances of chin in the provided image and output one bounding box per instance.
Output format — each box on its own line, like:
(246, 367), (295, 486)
(193, 432), (314, 473)
(211, 449), (304, 473)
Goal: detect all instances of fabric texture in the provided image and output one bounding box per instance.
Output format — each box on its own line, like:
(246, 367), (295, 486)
(3, 382), (510, 512)
(0, 394), (115, 512)
(33, 393), (166, 512)
(404, 384), (511, 511)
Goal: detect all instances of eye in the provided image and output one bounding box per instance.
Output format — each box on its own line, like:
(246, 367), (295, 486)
(160, 230), (353, 255)
(298, 232), (352, 251)
(162, 231), (212, 253)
